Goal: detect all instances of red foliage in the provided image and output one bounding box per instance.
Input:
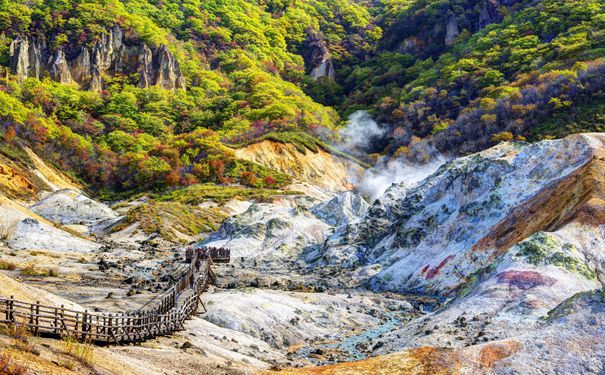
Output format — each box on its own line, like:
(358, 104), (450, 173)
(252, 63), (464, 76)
(24, 114), (48, 143)
(240, 171), (258, 186)
(209, 159), (225, 181)
(4, 126), (16, 143)
(165, 171), (181, 186)
(217, 175), (232, 184)
(263, 175), (277, 186)
(181, 173), (199, 186)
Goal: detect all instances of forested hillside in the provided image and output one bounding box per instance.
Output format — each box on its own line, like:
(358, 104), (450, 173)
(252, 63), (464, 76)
(335, 0), (605, 159)
(0, 0), (376, 193)
(0, 0), (603, 194)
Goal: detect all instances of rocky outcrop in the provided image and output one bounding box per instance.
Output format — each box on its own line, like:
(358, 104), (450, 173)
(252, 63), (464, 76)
(137, 44), (154, 88)
(9, 37), (46, 82)
(155, 45), (186, 89)
(233, 140), (363, 192)
(48, 49), (74, 84)
(320, 134), (605, 295)
(7, 217), (100, 252)
(30, 189), (119, 229)
(444, 12), (460, 46)
(8, 25), (186, 91)
(479, 0), (503, 28)
(202, 191), (369, 261)
(305, 34), (335, 81)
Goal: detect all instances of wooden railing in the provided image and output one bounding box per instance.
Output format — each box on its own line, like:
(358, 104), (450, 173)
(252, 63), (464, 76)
(0, 248), (230, 345)
(186, 247), (231, 264)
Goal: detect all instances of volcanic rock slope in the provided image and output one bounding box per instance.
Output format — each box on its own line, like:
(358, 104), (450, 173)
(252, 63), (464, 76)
(326, 133), (605, 294)
(208, 133), (605, 373)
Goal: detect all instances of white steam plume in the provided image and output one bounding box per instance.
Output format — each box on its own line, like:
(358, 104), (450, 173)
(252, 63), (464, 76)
(354, 156), (446, 202)
(339, 111), (446, 201)
(339, 110), (386, 153)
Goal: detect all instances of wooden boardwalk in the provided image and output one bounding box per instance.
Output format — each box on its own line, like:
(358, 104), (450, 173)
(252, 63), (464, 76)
(0, 248), (230, 345)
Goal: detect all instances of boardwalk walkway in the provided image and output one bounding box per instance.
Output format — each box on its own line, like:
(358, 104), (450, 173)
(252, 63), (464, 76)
(0, 247), (230, 345)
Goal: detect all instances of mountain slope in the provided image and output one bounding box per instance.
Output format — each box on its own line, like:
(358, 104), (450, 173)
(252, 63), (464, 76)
(333, 0), (605, 160)
(0, 0), (375, 196)
(0, 0), (603, 196)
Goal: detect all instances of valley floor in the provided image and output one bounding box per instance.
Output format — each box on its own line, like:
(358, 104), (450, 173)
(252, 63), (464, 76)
(0, 239), (424, 374)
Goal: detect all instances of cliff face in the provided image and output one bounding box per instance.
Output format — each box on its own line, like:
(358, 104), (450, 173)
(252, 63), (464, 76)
(8, 25), (186, 91)
(444, 12), (460, 46)
(304, 33), (335, 81)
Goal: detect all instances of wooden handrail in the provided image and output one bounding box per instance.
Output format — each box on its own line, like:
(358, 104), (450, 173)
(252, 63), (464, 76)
(0, 247), (230, 345)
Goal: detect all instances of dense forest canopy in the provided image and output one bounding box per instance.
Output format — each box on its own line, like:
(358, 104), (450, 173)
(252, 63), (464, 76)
(0, 0), (603, 193)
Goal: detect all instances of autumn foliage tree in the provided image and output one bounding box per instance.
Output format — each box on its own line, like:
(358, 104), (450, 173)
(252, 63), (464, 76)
(4, 126), (16, 143)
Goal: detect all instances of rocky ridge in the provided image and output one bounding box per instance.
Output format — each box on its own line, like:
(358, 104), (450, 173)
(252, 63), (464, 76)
(9, 25), (185, 90)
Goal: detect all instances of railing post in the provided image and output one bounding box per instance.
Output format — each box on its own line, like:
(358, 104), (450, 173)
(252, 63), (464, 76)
(60, 305), (66, 336)
(108, 313), (113, 344)
(29, 303), (34, 329)
(82, 310), (88, 341)
(35, 301), (40, 335)
(54, 307), (59, 334)
(7, 296), (14, 323)
(95, 314), (100, 341)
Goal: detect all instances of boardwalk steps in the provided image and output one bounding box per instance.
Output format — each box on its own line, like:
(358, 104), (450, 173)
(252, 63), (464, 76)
(0, 248), (230, 345)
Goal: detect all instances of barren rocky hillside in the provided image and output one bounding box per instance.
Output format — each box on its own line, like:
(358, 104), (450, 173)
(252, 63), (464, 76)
(2, 132), (605, 374)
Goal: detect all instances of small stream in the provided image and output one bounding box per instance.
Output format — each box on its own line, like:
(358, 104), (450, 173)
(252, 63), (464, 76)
(295, 313), (401, 362)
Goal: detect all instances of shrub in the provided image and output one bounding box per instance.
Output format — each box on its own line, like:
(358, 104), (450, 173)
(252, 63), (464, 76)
(0, 221), (17, 240)
(62, 334), (94, 367)
(3, 126), (16, 143)
(0, 355), (28, 375)
(0, 260), (17, 271)
(491, 132), (514, 143)
(20, 264), (58, 277)
(240, 171), (258, 187)
(47, 268), (59, 277)
(263, 176), (277, 187)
